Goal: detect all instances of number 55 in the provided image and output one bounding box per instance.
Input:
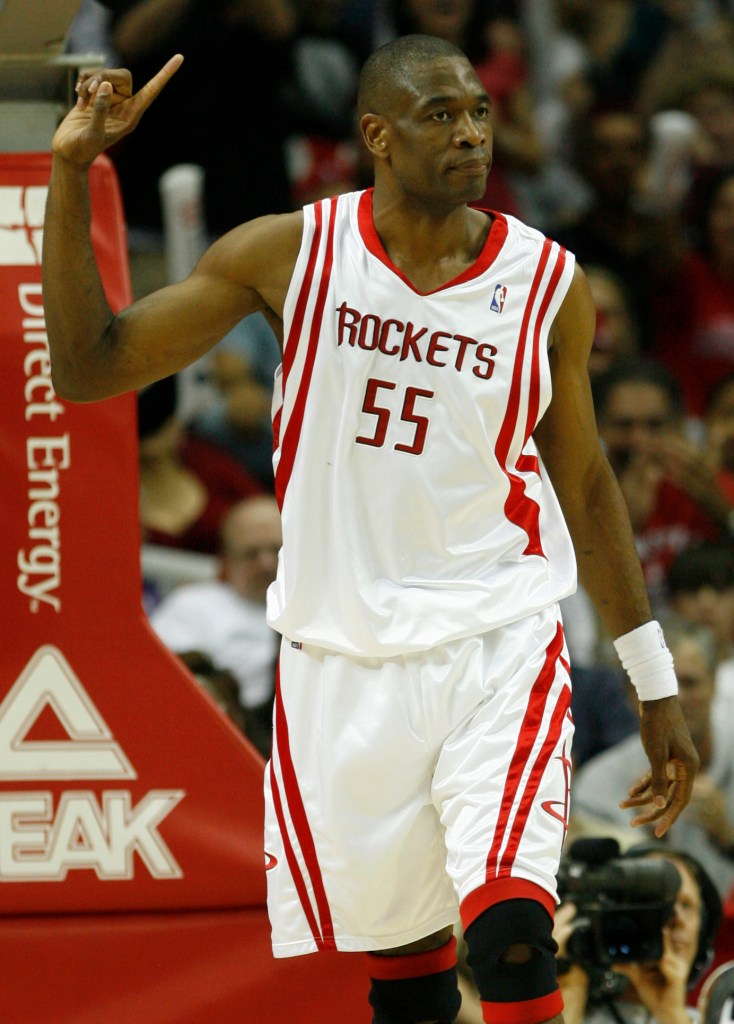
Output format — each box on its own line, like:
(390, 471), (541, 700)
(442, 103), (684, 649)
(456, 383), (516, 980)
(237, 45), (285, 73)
(355, 378), (435, 456)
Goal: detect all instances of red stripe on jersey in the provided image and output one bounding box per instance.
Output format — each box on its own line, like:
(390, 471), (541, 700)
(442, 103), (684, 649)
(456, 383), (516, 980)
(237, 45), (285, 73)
(273, 662), (336, 949)
(274, 203), (323, 507)
(357, 189), (509, 295)
(497, 242), (567, 557)
(523, 247), (567, 448)
(484, 622), (564, 881)
(268, 757), (324, 948)
(494, 239), (551, 554)
(275, 197), (338, 509)
(272, 402), (283, 460)
(498, 681), (571, 876)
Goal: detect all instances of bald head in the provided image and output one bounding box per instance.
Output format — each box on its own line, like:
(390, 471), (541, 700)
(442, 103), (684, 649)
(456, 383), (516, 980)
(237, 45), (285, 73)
(219, 495), (282, 604)
(357, 33), (467, 117)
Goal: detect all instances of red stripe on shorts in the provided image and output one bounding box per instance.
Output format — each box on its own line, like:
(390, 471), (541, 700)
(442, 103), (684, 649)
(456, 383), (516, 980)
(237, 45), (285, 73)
(268, 757), (323, 947)
(484, 622), (565, 881)
(498, 682), (571, 876)
(460, 877), (555, 933)
(273, 662), (336, 949)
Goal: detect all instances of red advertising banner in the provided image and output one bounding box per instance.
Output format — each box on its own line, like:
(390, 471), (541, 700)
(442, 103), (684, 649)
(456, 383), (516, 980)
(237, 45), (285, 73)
(0, 152), (369, 1022)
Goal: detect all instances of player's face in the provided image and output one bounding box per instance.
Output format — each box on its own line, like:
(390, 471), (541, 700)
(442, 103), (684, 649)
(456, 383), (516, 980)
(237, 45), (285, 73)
(380, 56), (492, 209)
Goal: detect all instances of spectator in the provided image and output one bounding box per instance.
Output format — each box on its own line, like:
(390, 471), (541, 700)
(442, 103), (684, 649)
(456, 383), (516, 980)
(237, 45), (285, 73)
(138, 375), (263, 554)
(555, 844), (722, 1024)
(667, 543), (734, 667)
(666, 541), (734, 712)
(188, 313), (281, 491)
(149, 494), (281, 754)
(705, 372), (734, 505)
(593, 359), (726, 612)
(65, 0), (115, 63)
(573, 0), (671, 112)
(107, 0), (295, 238)
(280, 0), (374, 206)
(178, 650), (271, 759)
(698, 960), (734, 1024)
(652, 167), (734, 418)
(569, 664), (638, 770)
(554, 108), (676, 343)
(572, 622), (734, 899)
(585, 264), (641, 380)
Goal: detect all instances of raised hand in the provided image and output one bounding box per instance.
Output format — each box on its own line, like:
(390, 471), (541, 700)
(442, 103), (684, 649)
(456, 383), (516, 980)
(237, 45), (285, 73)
(51, 54), (184, 167)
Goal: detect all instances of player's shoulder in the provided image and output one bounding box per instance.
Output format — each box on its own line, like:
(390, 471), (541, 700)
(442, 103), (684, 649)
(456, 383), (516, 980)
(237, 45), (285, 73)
(205, 210), (305, 289)
(502, 212), (568, 257)
(240, 209), (305, 248)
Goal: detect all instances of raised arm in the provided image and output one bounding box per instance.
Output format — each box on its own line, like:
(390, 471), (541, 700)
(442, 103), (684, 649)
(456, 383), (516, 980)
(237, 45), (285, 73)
(534, 263), (699, 835)
(43, 57), (301, 402)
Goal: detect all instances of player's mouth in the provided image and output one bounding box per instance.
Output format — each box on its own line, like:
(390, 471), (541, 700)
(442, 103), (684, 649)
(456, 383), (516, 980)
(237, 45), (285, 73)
(450, 159), (489, 175)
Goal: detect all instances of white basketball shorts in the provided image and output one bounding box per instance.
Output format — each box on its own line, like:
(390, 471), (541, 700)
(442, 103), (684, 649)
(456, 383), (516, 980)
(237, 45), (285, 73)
(264, 604), (574, 958)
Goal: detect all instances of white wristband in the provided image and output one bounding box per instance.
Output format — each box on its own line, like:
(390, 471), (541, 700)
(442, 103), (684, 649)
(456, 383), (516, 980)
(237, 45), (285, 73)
(613, 620), (678, 702)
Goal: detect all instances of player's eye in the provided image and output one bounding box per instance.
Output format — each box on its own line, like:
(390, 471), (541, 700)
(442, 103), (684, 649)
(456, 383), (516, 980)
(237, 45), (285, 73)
(431, 110), (451, 122)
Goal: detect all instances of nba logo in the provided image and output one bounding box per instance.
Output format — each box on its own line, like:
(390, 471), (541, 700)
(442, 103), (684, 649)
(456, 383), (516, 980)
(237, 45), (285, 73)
(490, 284), (507, 313)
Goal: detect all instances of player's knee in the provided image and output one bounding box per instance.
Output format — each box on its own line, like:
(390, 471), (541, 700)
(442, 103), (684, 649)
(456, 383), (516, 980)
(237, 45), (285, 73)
(464, 899), (562, 1024)
(366, 933), (461, 1024)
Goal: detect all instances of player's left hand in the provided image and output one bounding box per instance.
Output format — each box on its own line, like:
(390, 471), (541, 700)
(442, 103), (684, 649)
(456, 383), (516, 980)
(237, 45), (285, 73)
(620, 696), (699, 837)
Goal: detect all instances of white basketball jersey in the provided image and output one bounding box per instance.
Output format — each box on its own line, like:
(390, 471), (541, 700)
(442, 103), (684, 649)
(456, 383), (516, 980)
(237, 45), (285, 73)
(267, 189), (578, 656)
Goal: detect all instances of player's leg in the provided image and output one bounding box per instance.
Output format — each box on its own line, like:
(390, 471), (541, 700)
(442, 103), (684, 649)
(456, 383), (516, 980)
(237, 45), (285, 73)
(463, 897), (565, 1024)
(366, 926), (461, 1024)
(432, 607), (573, 1024)
(264, 639), (459, 960)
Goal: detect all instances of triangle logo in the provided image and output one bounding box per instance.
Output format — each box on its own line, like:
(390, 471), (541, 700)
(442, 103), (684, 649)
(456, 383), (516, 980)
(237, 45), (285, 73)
(0, 645), (136, 779)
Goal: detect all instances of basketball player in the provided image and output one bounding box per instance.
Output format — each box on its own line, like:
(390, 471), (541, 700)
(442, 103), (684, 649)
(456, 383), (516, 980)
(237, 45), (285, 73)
(43, 35), (699, 1024)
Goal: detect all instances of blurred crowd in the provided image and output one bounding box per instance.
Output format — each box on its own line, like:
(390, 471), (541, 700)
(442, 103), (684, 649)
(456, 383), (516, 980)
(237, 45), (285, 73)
(68, 0), (734, 1008)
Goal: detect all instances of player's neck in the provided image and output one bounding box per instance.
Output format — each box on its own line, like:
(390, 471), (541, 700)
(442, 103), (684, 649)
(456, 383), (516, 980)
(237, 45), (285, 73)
(371, 191), (490, 286)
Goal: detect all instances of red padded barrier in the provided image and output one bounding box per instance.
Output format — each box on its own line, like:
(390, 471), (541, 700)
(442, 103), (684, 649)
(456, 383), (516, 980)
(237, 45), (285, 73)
(0, 152), (369, 1022)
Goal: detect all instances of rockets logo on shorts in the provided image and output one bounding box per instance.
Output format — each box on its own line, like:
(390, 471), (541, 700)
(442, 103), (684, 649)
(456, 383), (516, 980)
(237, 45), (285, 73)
(490, 283), (507, 313)
(0, 185), (47, 266)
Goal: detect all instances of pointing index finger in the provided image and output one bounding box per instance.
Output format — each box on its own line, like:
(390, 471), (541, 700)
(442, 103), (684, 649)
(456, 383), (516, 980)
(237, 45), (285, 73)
(134, 54), (184, 114)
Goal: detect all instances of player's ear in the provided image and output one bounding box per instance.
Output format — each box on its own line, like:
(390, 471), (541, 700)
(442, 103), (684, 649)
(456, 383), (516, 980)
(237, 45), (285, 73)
(360, 113), (389, 158)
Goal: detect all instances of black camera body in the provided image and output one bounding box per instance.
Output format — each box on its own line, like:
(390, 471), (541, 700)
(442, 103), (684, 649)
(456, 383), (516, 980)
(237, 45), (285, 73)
(557, 838), (680, 971)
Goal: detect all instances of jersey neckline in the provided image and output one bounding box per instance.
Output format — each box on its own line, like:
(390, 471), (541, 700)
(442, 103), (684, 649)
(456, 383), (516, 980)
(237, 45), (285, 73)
(356, 187), (509, 296)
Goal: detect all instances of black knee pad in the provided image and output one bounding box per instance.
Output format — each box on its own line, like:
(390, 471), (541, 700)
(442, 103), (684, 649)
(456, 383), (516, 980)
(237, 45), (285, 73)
(368, 969), (461, 1024)
(464, 898), (558, 1004)
(367, 942), (461, 1024)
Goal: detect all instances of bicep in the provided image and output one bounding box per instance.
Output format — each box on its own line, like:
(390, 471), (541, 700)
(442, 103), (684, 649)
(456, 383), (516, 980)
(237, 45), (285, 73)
(113, 271), (263, 389)
(102, 213), (300, 395)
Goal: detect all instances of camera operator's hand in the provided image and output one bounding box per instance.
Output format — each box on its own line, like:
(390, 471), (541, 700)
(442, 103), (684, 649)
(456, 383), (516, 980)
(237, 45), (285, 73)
(620, 696), (699, 837)
(553, 903), (591, 1024)
(613, 926), (691, 1024)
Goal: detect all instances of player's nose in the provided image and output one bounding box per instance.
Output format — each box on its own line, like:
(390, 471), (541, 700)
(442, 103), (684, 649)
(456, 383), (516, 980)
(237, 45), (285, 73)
(453, 109), (485, 147)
